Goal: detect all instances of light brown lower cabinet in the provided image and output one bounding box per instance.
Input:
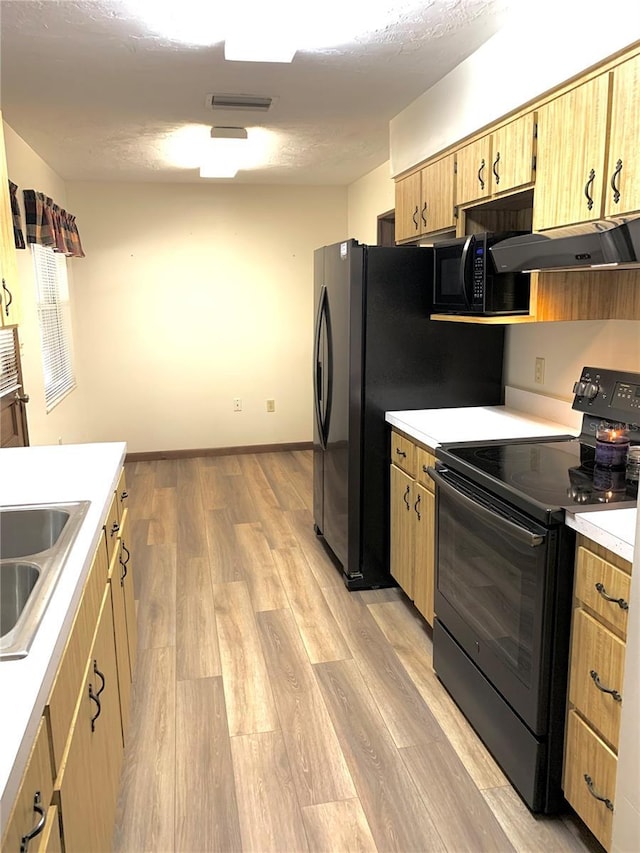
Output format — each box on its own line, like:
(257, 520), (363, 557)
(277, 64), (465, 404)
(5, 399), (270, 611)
(563, 536), (632, 851)
(389, 429), (436, 625)
(1, 465), (137, 853)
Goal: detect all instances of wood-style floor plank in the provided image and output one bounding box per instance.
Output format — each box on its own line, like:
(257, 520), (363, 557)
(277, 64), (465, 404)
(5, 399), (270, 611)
(284, 509), (345, 589)
(273, 547), (351, 664)
(198, 464), (229, 510)
(400, 739), (516, 852)
(176, 556), (221, 681)
(322, 585), (443, 748)
(214, 581), (279, 736)
(153, 458), (178, 488)
(175, 677), (242, 853)
(176, 457), (209, 558)
(205, 509), (244, 584)
(113, 646), (176, 853)
(257, 608), (356, 807)
(257, 452), (308, 510)
(136, 543), (176, 651)
(147, 486), (177, 544)
(368, 599), (508, 789)
(302, 799), (378, 853)
(315, 658), (446, 853)
(230, 730), (310, 853)
(234, 522), (289, 611)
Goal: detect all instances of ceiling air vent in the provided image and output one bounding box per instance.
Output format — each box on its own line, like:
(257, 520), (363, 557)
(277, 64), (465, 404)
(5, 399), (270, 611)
(207, 93), (273, 111)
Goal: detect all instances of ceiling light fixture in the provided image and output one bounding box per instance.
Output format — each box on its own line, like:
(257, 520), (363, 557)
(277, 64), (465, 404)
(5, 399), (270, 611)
(200, 126), (249, 178)
(223, 38), (296, 63)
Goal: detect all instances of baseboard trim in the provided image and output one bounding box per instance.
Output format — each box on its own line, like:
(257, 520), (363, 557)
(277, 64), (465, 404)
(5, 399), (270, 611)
(125, 441), (313, 463)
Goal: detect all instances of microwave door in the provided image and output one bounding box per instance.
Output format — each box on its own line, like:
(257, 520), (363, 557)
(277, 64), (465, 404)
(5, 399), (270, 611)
(458, 235), (475, 310)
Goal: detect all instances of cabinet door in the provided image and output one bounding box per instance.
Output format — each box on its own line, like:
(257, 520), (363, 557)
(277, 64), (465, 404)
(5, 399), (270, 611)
(492, 113), (536, 195)
(533, 74), (610, 230)
(119, 509), (138, 680)
(0, 113), (21, 326)
(421, 155), (456, 234)
(456, 135), (492, 205)
(115, 467), (129, 522)
(56, 587), (123, 852)
(1, 718), (54, 853)
(605, 54), (640, 217)
(109, 540), (131, 746)
(390, 465), (415, 597)
(395, 172), (422, 242)
(412, 483), (435, 626)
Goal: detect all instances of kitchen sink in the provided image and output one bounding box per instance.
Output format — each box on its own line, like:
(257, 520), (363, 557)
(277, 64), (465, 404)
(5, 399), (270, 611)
(0, 501), (90, 660)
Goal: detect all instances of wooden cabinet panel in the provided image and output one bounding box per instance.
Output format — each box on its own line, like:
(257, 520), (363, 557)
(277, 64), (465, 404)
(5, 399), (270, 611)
(605, 53), (640, 217)
(457, 136), (492, 205)
(0, 112), (21, 327)
(47, 541), (108, 774)
(115, 468), (129, 522)
(568, 609), (625, 750)
(416, 447), (436, 491)
(575, 544), (630, 637)
(534, 73), (610, 230)
(1, 718), (54, 852)
(492, 114), (536, 195)
(390, 430), (416, 477)
(109, 539), (131, 746)
(395, 172), (422, 242)
(38, 805), (62, 853)
(421, 155), (456, 234)
(412, 483), (435, 624)
(390, 465), (415, 597)
(563, 710), (616, 850)
(119, 509), (138, 681)
(104, 492), (120, 563)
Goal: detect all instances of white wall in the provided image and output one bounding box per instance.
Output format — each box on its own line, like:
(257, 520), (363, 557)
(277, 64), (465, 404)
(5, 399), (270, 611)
(3, 121), (88, 446)
(391, 1), (640, 176)
(63, 180), (347, 453)
(347, 161), (395, 245)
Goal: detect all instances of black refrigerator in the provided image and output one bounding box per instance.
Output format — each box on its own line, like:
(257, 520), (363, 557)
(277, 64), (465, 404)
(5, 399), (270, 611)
(313, 239), (505, 589)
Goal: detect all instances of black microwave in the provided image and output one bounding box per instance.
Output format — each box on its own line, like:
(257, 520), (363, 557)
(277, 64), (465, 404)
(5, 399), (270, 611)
(432, 231), (530, 315)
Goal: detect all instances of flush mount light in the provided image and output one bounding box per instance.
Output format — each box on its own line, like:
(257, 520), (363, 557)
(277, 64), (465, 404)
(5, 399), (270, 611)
(223, 38), (296, 63)
(200, 126), (249, 178)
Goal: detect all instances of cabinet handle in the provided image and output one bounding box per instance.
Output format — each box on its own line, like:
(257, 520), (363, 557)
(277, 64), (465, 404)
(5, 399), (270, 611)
(120, 541), (131, 585)
(595, 582), (628, 610)
(421, 202), (428, 226)
(590, 669), (622, 702)
(120, 489), (129, 502)
(477, 159), (486, 190)
(403, 484), (410, 510)
(584, 168), (596, 211)
(492, 152), (500, 185)
(414, 493), (421, 521)
(89, 683), (102, 732)
(583, 774), (614, 811)
(395, 448), (406, 458)
(110, 520), (120, 538)
(2, 279), (13, 318)
(412, 205), (419, 228)
(19, 791), (45, 853)
(422, 464), (429, 473)
(93, 659), (106, 698)
(610, 158), (623, 204)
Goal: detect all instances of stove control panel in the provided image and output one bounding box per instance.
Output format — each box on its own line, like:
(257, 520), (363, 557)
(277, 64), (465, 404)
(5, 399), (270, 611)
(572, 366), (640, 429)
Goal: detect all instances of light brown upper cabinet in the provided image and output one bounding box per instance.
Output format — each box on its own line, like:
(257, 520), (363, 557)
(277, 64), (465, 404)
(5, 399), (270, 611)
(533, 73), (610, 230)
(605, 53), (640, 218)
(457, 114), (536, 207)
(395, 154), (456, 242)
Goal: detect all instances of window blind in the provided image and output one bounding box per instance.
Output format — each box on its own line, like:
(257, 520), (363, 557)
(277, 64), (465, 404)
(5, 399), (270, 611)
(31, 243), (76, 411)
(0, 327), (20, 397)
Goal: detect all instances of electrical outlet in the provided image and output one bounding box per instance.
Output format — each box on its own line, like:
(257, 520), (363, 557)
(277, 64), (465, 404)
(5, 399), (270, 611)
(534, 357), (545, 385)
(266, 399), (276, 413)
(233, 397), (242, 412)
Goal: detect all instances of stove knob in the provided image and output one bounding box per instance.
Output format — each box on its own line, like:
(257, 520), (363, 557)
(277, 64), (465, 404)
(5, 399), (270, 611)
(584, 381), (600, 399)
(573, 381), (588, 396)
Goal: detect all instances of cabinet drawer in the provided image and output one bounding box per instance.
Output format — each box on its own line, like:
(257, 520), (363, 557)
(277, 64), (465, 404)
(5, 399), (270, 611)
(569, 608), (625, 750)
(563, 710), (616, 851)
(46, 540), (108, 774)
(575, 545), (630, 637)
(416, 447), (436, 491)
(390, 431), (416, 476)
(104, 491), (120, 563)
(115, 467), (129, 522)
(1, 717), (54, 853)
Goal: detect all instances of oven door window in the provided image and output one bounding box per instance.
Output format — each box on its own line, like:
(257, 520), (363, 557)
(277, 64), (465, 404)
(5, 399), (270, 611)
(435, 473), (550, 732)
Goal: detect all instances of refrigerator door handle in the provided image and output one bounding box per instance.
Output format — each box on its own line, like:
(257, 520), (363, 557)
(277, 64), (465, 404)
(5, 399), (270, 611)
(313, 286), (329, 449)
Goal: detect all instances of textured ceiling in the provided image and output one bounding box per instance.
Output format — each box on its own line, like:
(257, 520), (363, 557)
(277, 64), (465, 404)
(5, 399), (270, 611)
(0, 0), (511, 184)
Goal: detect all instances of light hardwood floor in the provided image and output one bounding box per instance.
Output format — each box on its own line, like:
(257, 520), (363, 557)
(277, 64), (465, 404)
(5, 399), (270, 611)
(113, 451), (603, 853)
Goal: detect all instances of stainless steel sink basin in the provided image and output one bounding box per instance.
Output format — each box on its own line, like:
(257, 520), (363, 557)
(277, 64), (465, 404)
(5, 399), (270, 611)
(0, 501), (90, 660)
(0, 507), (70, 558)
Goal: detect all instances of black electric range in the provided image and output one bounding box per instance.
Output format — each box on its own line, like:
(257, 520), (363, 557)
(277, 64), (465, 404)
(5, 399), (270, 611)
(437, 366), (640, 524)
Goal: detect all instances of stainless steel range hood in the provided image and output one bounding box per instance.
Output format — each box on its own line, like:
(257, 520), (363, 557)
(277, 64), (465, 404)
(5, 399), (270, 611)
(490, 216), (640, 273)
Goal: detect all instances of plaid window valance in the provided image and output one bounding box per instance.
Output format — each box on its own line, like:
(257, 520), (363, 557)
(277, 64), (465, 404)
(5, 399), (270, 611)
(23, 189), (85, 258)
(9, 181), (25, 249)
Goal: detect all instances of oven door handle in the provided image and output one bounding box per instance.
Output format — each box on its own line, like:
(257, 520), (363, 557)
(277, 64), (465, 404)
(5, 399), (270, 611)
(428, 467), (545, 548)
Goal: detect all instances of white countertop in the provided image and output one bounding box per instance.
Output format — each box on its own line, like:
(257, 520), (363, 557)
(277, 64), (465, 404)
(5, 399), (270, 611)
(0, 442), (126, 821)
(565, 507), (637, 564)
